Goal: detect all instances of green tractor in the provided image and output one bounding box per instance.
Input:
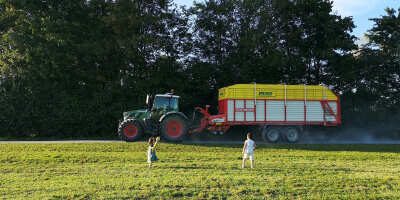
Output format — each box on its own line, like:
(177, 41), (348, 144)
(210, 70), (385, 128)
(118, 93), (190, 142)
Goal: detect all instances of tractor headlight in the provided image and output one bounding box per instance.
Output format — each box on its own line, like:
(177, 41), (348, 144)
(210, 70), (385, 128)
(123, 111), (129, 120)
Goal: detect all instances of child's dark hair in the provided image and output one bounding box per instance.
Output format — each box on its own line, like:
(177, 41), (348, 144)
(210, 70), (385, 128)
(148, 137), (155, 146)
(247, 132), (252, 139)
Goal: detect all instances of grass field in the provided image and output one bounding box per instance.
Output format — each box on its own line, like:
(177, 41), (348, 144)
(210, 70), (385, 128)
(0, 143), (399, 199)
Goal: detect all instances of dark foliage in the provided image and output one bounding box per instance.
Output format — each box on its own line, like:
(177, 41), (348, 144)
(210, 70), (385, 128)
(0, 0), (398, 139)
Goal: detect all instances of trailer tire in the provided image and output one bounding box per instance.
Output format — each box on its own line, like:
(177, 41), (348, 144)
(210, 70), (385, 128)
(262, 127), (280, 143)
(284, 127), (301, 143)
(161, 115), (188, 142)
(118, 119), (143, 142)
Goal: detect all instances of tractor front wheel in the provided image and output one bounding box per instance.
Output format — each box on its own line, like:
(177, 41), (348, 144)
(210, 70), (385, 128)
(161, 115), (188, 142)
(118, 119), (143, 142)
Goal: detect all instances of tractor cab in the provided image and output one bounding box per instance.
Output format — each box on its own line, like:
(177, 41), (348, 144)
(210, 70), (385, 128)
(147, 94), (180, 121)
(148, 94), (180, 112)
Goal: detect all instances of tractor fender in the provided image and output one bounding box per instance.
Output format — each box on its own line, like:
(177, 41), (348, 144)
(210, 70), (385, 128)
(125, 109), (147, 120)
(121, 118), (145, 130)
(159, 112), (189, 122)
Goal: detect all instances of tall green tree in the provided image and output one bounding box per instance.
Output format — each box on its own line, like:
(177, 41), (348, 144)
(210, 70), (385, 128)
(0, 0), (190, 138)
(362, 8), (400, 106)
(354, 8), (400, 126)
(189, 0), (356, 91)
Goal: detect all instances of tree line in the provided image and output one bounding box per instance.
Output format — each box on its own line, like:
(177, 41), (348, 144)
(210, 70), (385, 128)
(0, 0), (399, 139)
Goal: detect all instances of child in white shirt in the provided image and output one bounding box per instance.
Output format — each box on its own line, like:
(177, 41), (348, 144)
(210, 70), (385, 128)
(242, 132), (256, 168)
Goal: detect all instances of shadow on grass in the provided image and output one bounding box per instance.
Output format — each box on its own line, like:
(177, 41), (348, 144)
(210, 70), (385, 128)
(164, 166), (220, 170)
(266, 144), (400, 153)
(180, 143), (400, 153)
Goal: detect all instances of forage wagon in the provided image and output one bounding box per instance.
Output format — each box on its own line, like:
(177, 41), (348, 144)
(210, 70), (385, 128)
(118, 83), (341, 143)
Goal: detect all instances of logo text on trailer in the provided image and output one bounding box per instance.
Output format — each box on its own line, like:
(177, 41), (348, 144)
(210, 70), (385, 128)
(258, 91), (273, 97)
(211, 118), (225, 123)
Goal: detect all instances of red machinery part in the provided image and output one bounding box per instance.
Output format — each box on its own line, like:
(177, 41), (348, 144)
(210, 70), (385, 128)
(189, 106), (211, 134)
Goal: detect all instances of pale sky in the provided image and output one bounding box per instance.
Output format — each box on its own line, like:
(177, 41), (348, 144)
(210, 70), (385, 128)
(174, 0), (400, 39)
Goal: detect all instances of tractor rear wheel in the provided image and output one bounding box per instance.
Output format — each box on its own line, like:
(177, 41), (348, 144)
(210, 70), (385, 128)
(161, 115), (188, 142)
(262, 127), (281, 143)
(118, 119), (143, 142)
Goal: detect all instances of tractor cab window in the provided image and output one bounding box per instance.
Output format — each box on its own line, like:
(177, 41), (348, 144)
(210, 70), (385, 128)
(153, 96), (179, 111)
(169, 97), (179, 110)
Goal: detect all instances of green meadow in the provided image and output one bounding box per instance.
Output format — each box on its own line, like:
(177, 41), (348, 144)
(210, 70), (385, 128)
(0, 143), (399, 199)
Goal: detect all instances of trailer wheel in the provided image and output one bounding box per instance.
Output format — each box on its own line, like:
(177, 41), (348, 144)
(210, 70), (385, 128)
(262, 127), (280, 143)
(161, 115), (188, 142)
(118, 119), (143, 142)
(284, 127), (301, 143)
